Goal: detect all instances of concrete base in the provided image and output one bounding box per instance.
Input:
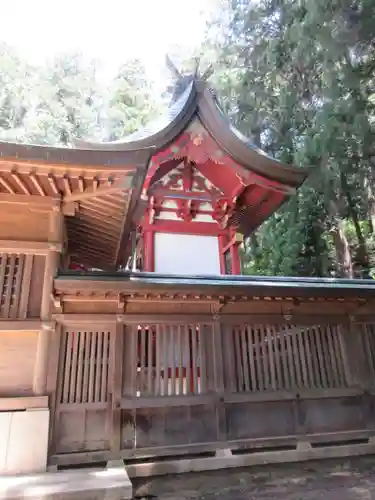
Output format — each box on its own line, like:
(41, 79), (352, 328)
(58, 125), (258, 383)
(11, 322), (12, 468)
(0, 409), (49, 475)
(0, 466), (132, 500)
(126, 441), (375, 478)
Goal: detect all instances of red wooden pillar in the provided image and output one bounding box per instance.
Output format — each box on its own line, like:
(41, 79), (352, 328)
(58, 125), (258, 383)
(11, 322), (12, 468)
(143, 230), (154, 272)
(230, 242), (241, 275)
(218, 234), (226, 274)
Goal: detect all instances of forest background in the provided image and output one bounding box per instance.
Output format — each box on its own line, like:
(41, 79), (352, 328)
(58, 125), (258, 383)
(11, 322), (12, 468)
(1, 0), (375, 278)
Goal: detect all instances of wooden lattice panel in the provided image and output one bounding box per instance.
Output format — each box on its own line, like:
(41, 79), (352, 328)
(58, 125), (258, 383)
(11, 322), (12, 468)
(360, 323), (375, 378)
(133, 323), (207, 397)
(228, 324), (348, 392)
(59, 329), (111, 405)
(0, 253), (26, 319)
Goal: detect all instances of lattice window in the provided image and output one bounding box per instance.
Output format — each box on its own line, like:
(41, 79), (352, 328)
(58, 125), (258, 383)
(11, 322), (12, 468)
(230, 324), (348, 392)
(60, 330), (111, 404)
(135, 324), (203, 397)
(0, 253), (25, 318)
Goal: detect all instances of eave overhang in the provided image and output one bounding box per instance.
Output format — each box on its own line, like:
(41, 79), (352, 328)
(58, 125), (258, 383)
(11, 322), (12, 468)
(0, 141), (152, 269)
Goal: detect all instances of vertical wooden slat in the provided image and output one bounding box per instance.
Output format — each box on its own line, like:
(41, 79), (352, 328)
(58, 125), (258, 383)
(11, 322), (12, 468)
(18, 254), (33, 319)
(266, 326), (277, 390)
(171, 325), (177, 395)
(247, 326), (257, 392)
(191, 324), (198, 394)
(101, 331), (109, 402)
(332, 326), (345, 386)
(302, 327), (314, 388)
(279, 325), (290, 389)
(88, 330), (97, 402)
(3, 254), (16, 317)
(233, 326), (243, 391)
(198, 325), (207, 393)
(308, 326), (320, 387)
(162, 325), (169, 396)
(94, 332), (103, 403)
(271, 326), (282, 390)
(76, 331), (85, 403)
(260, 326), (270, 390)
(0, 254), (7, 304)
(184, 324), (191, 394)
(321, 326), (334, 386)
(140, 326), (146, 395)
(337, 325), (351, 386)
(62, 330), (72, 404)
(147, 327), (153, 396)
(290, 326), (302, 388)
(362, 324), (375, 379)
(253, 325), (263, 391)
(82, 330), (91, 403)
(326, 325), (340, 387)
(240, 326), (251, 391)
(296, 327), (309, 388)
(155, 324), (161, 395)
(313, 326), (328, 388)
(69, 331), (79, 403)
(178, 325), (184, 395)
(284, 325), (296, 388)
(10, 254), (24, 318)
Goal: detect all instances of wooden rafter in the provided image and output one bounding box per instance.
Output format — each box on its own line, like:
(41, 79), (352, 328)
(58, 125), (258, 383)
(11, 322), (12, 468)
(63, 176), (72, 196)
(11, 171), (30, 194)
(30, 173), (45, 196)
(48, 174), (60, 195)
(82, 201), (124, 222)
(79, 210), (122, 231)
(78, 177), (84, 192)
(63, 177), (132, 204)
(0, 175), (15, 194)
(70, 219), (119, 239)
(68, 226), (119, 246)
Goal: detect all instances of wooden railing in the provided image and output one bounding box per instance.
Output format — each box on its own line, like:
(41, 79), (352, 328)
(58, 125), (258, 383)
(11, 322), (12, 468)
(51, 316), (375, 462)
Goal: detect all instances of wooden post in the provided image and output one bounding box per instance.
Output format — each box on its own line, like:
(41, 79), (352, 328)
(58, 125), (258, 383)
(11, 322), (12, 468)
(33, 250), (59, 395)
(110, 320), (124, 452)
(143, 230), (154, 272)
(33, 208), (63, 396)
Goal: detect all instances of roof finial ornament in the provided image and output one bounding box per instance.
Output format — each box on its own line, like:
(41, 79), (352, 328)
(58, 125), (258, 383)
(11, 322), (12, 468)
(165, 54), (214, 82)
(201, 64), (214, 82)
(165, 55), (182, 80)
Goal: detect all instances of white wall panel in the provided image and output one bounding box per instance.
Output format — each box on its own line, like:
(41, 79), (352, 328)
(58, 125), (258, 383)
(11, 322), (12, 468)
(154, 233), (220, 275)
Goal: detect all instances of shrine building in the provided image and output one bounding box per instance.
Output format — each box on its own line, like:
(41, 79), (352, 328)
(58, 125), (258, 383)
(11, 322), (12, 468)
(1, 63), (375, 495)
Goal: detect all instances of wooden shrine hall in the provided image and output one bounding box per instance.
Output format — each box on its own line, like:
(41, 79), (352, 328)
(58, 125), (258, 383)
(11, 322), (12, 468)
(2, 64), (375, 480)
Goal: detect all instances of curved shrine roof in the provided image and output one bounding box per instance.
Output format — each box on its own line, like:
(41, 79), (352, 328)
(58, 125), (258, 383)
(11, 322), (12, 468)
(74, 78), (308, 189)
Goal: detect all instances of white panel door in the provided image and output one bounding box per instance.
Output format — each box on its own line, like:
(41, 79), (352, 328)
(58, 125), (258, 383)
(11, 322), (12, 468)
(154, 233), (221, 275)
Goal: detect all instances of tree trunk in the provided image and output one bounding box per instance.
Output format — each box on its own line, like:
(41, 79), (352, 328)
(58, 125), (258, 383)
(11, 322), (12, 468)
(329, 200), (353, 278)
(340, 172), (370, 276)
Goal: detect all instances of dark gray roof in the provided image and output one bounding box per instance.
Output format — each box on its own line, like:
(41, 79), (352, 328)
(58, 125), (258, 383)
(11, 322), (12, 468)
(56, 270), (375, 297)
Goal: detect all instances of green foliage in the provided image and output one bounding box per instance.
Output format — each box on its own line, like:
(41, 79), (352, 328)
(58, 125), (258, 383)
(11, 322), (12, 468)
(1, 1), (375, 280)
(206, 0), (375, 277)
(0, 46), (159, 146)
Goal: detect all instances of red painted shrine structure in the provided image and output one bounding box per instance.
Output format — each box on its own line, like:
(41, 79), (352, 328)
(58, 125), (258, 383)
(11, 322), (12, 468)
(75, 70), (306, 275)
(1, 63), (375, 478)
